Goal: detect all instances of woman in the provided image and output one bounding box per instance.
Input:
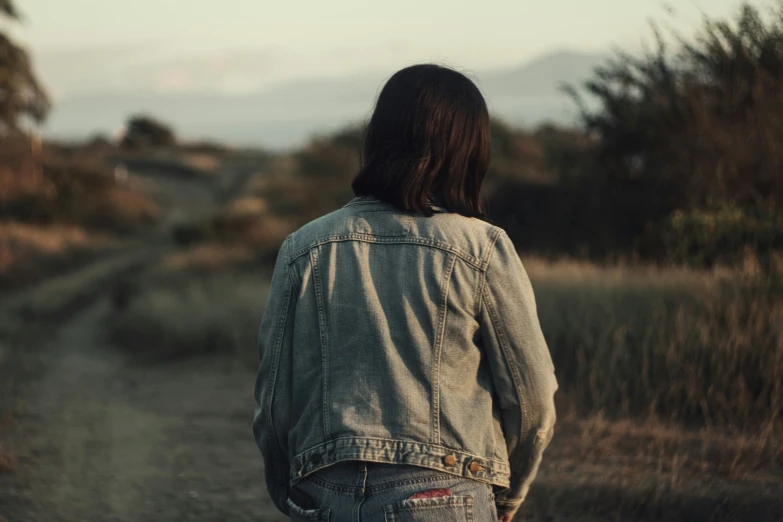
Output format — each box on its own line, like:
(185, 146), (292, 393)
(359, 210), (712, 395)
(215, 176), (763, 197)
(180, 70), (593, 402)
(254, 64), (557, 522)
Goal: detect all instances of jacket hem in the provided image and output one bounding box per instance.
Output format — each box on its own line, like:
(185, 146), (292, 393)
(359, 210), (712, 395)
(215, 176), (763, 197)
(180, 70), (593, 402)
(289, 436), (511, 488)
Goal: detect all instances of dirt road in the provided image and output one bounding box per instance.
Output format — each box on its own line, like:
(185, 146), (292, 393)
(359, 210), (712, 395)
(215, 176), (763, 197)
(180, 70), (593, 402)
(1, 296), (284, 522)
(0, 159), (286, 522)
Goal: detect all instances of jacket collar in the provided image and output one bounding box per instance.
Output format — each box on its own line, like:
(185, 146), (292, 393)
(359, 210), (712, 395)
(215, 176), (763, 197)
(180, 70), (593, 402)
(343, 196), (382, 207)
(343, 196), (449, 214)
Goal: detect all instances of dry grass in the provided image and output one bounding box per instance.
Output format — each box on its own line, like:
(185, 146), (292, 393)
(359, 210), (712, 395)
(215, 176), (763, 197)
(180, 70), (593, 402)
(0, 426), (16, 480)
(520, 412), (783, 521)
(108, 272), (268, 364)
(171, 194), (293, 260)
(527, 256), (783, 433)
(160, 244), (256, 273)
(0, 335), (18, 476)
(180, 153), (222, 174)
(113, 150), (223, 179)
(0, 223), (109, 285)
(0, 445), (16, 475)
(554, 412), (782, 480)
(0, 156), (160, 234)
(95, 188), (160, 232)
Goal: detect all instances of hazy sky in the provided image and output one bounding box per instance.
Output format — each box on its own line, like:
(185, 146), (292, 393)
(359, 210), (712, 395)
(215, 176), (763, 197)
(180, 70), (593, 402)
(11, 0), (753, 76)
(4, 0), (770, 144)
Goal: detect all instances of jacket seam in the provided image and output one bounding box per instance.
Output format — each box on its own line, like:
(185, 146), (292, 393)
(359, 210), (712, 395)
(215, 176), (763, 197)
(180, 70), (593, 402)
(431, 253), (457, 445)
(475, 228), (502, 317)
(284, 235), (301, 289)
(288, 235), (487, 271)
(472, 270), (485, 320)
(484, 227), (504, 267)
(287, 264), (300, 289)
(310, 247), (331, 439)
(264, 268), (294, 473)
(481, 266), (530, 474)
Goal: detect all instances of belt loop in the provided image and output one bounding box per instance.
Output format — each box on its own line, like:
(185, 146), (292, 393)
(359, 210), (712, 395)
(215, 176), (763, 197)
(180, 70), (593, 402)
(360, 462), (369, 490)
(354, 461), (369, 505)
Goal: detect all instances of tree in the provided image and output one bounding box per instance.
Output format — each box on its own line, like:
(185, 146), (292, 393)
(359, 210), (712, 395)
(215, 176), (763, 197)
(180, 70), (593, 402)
(0, 0), (50, 134)
(569, 2), (783, 213)
(120, 115), (177, 149)
(0, 0), (20, 18)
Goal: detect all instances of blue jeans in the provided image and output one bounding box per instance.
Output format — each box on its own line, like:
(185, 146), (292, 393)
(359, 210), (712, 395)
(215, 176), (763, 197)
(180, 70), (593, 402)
(287, 461), (499, 521)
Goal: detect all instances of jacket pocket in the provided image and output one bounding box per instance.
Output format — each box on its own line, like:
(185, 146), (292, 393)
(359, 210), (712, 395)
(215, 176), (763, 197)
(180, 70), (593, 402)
(383, 495), (473, 522)
(287, 497), (331, 521)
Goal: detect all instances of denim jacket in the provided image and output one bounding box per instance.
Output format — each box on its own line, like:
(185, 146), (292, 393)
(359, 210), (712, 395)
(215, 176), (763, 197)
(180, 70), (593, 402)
(253, 196), (558, 519)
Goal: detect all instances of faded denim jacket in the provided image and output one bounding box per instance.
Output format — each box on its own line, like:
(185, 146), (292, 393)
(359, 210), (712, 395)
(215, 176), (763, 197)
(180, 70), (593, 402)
(253, 196), (558, 519)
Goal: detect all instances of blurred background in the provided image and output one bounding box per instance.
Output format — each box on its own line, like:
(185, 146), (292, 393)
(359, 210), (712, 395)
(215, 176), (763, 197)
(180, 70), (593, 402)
(1, 0), (782, 521)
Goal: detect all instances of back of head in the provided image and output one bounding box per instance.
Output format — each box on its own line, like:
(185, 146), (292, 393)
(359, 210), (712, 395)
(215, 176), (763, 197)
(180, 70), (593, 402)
(352, 64), (491, 218)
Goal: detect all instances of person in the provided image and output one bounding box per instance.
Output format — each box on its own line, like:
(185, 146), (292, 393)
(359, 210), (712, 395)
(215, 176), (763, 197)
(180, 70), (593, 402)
(253, 64), (558, 522)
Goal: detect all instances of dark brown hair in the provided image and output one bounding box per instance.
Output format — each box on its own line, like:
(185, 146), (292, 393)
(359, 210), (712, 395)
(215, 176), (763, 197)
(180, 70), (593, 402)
(351, 64), (491, 218)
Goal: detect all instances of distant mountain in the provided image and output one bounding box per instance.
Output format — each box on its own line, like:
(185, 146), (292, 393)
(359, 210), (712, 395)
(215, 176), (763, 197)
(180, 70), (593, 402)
(479, 50), (607, 97)
(40, 50), (608, 149)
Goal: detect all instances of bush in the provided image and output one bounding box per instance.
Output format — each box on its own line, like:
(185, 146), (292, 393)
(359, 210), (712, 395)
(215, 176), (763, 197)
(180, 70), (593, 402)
(571, 3), (783, 211)
(0, 156), (159, 233)
(256, 135), (358, 228)
(651, 205), (783, 267)
(120, 115), (176, 149)
(171, 196), (291, 259)
(485, 178), (677, 260)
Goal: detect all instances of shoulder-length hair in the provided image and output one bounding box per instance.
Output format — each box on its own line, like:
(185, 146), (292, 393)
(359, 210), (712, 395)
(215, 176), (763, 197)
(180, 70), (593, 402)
(351, 64), (491, 218)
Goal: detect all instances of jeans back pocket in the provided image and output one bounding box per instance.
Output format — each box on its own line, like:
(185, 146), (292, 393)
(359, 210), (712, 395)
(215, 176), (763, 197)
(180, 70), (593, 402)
(287, 497), (331, 521)
(384, 495), (473, 522)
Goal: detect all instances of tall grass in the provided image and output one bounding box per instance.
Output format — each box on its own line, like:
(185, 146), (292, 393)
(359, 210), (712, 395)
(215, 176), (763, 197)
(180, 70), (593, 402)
(110, 256), (782, 437)
(528, 258), (783, 432)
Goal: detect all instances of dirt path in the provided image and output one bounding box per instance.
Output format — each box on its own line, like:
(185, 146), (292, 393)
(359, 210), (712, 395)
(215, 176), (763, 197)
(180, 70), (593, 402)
(0, 158), (285, 522)
(0, 298), (284, 522)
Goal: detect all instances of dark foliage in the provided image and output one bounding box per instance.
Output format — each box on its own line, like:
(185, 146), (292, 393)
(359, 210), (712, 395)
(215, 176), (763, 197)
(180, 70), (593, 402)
(568, 4), (783, 208)
(121, 115), (177, 149)
(0, 0), (50, 133)
(490, 2), (783, 266)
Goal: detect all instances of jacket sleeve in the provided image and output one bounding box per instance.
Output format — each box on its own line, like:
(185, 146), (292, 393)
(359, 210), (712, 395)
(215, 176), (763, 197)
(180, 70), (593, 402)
(478, 229), (558, 519)
(253, 234), (297, 517)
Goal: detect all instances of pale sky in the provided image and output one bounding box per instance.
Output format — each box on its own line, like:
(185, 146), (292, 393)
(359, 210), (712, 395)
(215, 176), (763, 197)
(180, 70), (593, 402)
(10, 0), (756, 79)
(3, 0), (772, 146)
